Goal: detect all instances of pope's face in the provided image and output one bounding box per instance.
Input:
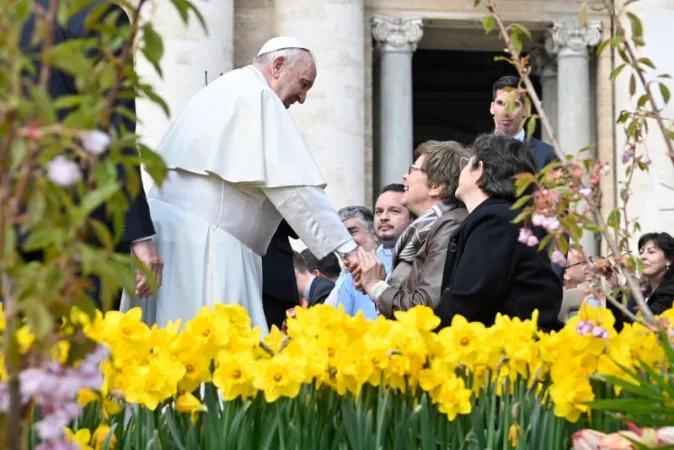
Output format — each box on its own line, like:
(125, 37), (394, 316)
(270, 53), (317, 109)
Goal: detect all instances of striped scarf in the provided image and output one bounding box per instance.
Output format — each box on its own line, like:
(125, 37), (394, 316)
(393, 204), (452, 265)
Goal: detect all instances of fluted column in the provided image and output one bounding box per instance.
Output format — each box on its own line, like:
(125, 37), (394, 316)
(547, 22), (601, 155)
(136, 0), (234, 188)
(372, 16), (423, 186)
(547, 21), (602, 254)
(531, 48), (558, 145)
(275, 0), (365, 208)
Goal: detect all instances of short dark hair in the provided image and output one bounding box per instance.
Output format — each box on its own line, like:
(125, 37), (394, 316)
(300, 249), (319, 272)
(492, 75), (520, 99)
(293, 251), (308, 274)
(638, 232), (674, 285)
(422, 141), (469, 207)
(467, 133), (537, 201)
(379, 183), (405, 195)
(316, 253), (341, 279)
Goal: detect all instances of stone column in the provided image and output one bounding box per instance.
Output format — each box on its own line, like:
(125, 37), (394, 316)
(531, 48), (558, 145)
(372, 16), (423, 187)
(547, 22), (602, 254)
(275, 0), (366, 209)
(136, 0), (234, 189)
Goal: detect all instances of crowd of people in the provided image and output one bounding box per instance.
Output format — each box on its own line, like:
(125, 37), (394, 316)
(119, 35), (674, 334)
(24, 0), (673, 336)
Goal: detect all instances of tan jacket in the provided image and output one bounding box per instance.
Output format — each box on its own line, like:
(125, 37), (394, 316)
(378, 208), (468, 318)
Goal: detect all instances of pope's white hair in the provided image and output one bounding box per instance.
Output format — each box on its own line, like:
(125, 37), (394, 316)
(252, 47), (314, 70)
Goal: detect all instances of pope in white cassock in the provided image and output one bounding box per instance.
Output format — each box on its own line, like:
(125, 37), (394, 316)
(121, 37), (359, 334)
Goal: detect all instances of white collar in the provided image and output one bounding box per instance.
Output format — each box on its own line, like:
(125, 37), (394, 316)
(513, 129), (525, 141)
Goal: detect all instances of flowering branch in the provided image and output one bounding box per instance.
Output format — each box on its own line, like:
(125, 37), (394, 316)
(602, 0), (674, 166)
(482, 0), (655, 324)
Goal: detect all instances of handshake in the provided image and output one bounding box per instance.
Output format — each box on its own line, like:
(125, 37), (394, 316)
(343, 247), (387, 295)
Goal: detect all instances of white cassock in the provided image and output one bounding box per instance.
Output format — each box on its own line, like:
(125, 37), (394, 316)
(121, 65), (357, 334)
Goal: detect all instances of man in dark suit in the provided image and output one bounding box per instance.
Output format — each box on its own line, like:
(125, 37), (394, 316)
(261, 221), (300, 329)
(20, 1), (162, 307)
(293, 252), (335, 307)
(489, 75), (565, 279)
(490, 76), (557, 171)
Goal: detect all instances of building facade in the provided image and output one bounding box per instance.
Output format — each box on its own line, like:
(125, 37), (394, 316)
(136, 0), (674, 254)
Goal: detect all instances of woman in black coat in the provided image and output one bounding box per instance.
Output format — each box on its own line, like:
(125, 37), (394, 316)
(436, 133), (563, 331)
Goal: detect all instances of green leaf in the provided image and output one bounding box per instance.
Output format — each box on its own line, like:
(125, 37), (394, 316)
(53, 94), (88, 110)
(29, 85), (58, 125)
(630, 74), (637, 96)
(637, 94), (649, 108)
(638, 57), (656, 69)
(481, 15), (495, 34)
(89, 219), (115, 250)
(511, 194), (532, 210)
(76, 182), (122, 223)
(610, 64), (626, 81)
(627, 12), (643, 38)
(22, 300), (54, 340)
(142, 23), (165, 78)
(526, 117), (537, 141)
(46, 42), (92, 78)
(596, 39), (610, 56)
(22, 228), (67, 252)
(606, 208), (621, 228)
(14, 0), (33, 22)
(139, 144), (168, 186)
(512, 23), (532, 40)
(510, 29), (523, 53)
(660, 82), (671, 104)
(512, 210), (530, 224)
(138, 84), (170, 118)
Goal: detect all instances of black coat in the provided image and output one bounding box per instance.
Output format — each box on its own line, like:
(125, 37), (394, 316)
(529, 137), (557, 171)
(262, 221), (299, 329)
(19, 0), (155, 251)
(609, 281), (674, 331)
(437, 198), (563, 331)
(307, 276), (335, 307)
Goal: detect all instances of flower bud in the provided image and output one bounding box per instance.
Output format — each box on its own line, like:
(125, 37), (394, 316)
(656, 426), (674, 445)
(79, 130), (111, 155)
(47, 155), (82, 186)
(572, 429), (605, 450)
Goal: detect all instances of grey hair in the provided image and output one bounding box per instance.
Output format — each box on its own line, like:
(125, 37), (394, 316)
(338, 206), (374, 233)
(252, 47), (313, 70)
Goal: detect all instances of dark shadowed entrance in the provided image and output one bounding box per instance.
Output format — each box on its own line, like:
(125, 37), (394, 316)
(412, 49), (542, 148)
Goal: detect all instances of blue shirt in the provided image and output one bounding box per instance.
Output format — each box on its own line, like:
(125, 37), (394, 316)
(336, 246), (393, 320)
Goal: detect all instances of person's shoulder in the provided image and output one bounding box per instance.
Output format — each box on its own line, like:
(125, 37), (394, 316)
(530, 138), (557, 158)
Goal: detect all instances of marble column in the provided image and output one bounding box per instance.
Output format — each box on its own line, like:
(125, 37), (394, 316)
(136, 0), (234, 189)
(275, 0), (366, 209)
(547, 21), (602, 254)
(372, 16), (423, 187)
(531, 48), (558, 145)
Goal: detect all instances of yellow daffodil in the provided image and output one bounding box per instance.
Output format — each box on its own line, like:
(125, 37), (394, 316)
(64, 427), (94, 450)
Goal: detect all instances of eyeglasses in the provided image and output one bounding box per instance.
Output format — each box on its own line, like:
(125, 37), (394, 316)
(408, 164), (425, 175)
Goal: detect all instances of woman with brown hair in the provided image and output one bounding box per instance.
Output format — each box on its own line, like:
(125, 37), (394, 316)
(354, 140), (469, 318)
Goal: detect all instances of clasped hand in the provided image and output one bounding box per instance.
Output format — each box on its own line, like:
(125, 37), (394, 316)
(344, 247), (386, 294)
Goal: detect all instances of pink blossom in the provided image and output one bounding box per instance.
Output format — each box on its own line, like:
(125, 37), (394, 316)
(622, 149), (635, 164)
(643, 154), (652, 165)
(526, 235), (539, 247)
(579, 187), (592, 197)
(531, 213), (544, 227)
(78, 130), (111, 155)
(573, 429), (605, 450)
(35, 410), (73, 440)
(47, 156), (81, 186)
(36, 441), (79, 450)
(657, 426), (674, 444)
(518, 227), (533, 245)
(544, 217), (560, 232)
(551, 250), (567, 267)
(600, 165), (611, 176)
